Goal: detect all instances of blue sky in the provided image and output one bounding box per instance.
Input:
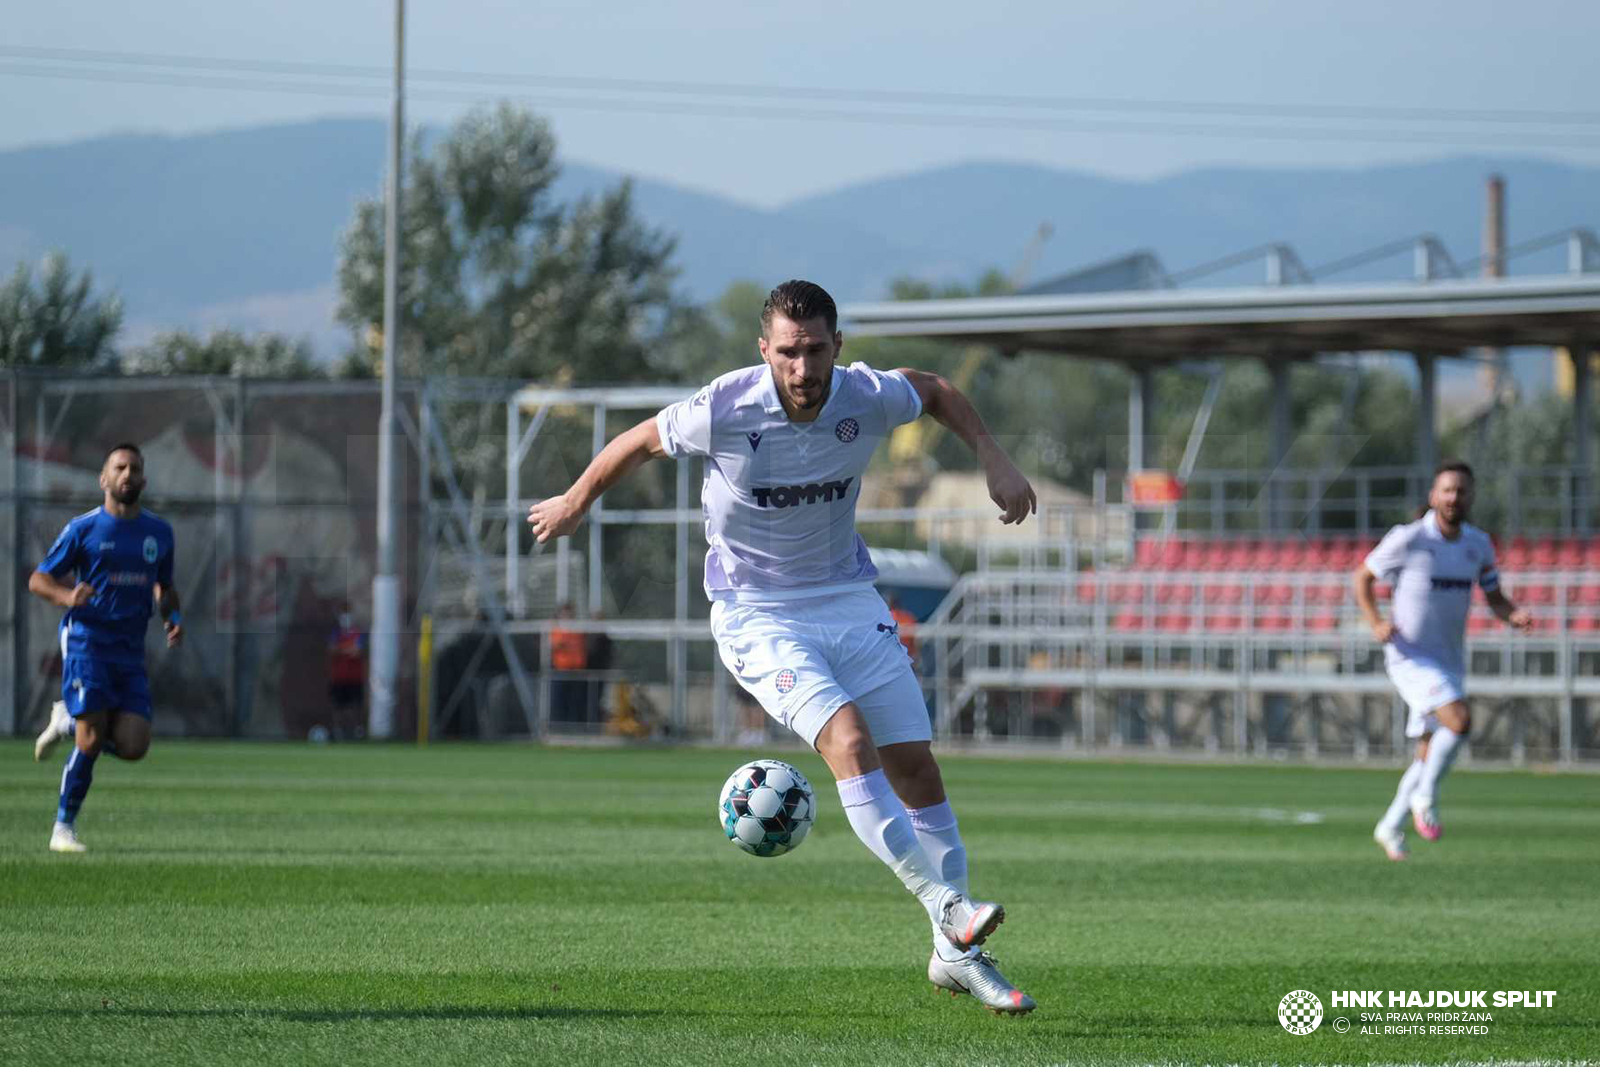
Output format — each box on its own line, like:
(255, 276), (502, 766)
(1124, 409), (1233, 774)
(4, 0), (1598, 206)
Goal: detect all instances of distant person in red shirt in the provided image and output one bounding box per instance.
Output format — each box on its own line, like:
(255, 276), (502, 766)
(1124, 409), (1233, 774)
(327, 601), (367, 740)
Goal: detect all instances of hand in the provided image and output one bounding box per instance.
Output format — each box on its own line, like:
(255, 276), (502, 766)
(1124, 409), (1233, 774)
(1370, 620), (1396, 644)
(165, 620), (184, 647)
(527, 492), (587, 544)
(1507, 608), (1534, 632)
(67, 582), (94, 608)
(983, 450), (1037, 526)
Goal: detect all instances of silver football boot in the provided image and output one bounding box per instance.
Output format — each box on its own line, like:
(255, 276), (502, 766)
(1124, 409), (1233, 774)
(929, 950), (1037, 1015)
(936, 894), (1005, 951)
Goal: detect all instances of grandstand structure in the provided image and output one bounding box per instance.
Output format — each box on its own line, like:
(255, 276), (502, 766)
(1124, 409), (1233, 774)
(839, 234), (1600, 764)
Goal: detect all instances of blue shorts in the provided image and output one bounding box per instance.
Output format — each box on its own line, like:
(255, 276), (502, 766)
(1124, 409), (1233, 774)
(62, 656), (153, 720)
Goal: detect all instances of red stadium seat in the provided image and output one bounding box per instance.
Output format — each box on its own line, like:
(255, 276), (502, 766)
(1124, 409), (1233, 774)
(1467, 615), (1496, 635)
(1076, 576), (1101, 603)
(1155, 613), (1192, 633)
(1306, 583), (1344, 606)
(1257, 583), (1293, 607)
(1220, 540), (1251, 570)
(1192, 540), (1227, 571)
(1113, 611), (1145, 631)
(1109, 580), (1141, 605)
(1532, 538), (1559, 568)
(1570, 615), (1600, 633)
(1558, 539), (1585, 569)
(1587, 538), (1600, 570)
(1306, 613), (1340, 632)
(1575, 585), (1600, 607)
(1520, 584), (1556, 606)
(1134, 541), (1161, 567)
(1202, 582), (1244, 606)
(1502, 537), (1531, 568)
(1156, 581), (1192, 606)
(1204, 614), (1243, 633)
(1254, 613), (1293, 632)
(1157, 540), (1187, 569)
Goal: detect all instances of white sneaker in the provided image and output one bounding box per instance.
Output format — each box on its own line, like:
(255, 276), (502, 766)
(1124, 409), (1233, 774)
(34, 701), (73, 762)
(929, 950), (1037, 1015)
(1409, 795), (1442, 842)
(49, 822), (86, 853)
(1373, 825), (1408, 862)
(937, 894), (1005, 951)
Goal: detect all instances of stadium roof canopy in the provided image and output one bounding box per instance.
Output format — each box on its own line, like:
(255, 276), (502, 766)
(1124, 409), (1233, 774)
(841, 267), (1600, 516)
(841, 273), (1600, 362)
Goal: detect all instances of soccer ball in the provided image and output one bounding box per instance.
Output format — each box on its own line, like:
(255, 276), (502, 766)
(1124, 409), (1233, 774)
(717, 759), (816, 857)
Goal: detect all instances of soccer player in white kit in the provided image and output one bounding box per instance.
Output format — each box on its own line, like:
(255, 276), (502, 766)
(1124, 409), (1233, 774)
(1352, 462), (1531, 861)
(528, 280), (1039, 1014)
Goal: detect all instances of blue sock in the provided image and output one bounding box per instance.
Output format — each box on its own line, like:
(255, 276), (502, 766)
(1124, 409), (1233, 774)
(57, 747), (97, 825)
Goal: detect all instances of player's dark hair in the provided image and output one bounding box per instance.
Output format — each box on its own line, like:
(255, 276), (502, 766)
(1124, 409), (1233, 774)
(761, 280), (838, 336)
(1414, 460), (1474, 519)
(104, 442), (142, 465)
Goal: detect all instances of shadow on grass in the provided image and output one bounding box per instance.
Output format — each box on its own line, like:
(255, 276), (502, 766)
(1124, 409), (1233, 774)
(0, 1006), (675, 1023)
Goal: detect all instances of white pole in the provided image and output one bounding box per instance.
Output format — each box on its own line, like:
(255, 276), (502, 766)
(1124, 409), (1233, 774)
(369, 0), (405, 739)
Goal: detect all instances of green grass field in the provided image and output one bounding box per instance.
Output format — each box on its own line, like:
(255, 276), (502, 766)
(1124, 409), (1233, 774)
(2, 740), (1596, 1067)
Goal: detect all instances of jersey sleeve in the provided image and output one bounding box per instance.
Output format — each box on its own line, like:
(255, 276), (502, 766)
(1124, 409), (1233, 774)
(36, 521), (80, 579)
(655, 386), (712, 458)
(1362, 524), (1410, 582)
(157, 530), (176, 588)
(856, 364), (923, 429)
(1477, 535), (1501, 593)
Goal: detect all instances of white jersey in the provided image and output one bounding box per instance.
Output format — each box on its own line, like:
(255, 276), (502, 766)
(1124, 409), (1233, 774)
(1364, 510), (1500, 676)
(655, 361), (922, 602)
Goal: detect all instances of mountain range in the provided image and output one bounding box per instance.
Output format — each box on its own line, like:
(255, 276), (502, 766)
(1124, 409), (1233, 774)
(1, 118), (1596, 361)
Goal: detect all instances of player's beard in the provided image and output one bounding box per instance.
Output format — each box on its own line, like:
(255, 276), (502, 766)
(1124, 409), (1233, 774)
(790, 378), (829, 411)
(111, 483), (143, 505)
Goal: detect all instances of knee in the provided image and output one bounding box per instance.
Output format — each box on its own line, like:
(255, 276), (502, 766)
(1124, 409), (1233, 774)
(117, 743), (149, 761)
(75, 736), (104, 758)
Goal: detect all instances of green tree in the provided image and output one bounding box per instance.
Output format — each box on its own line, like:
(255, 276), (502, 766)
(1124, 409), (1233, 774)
(336, 103), (688, 384)
(123, 329), (324, 378)
(0, 253), (122, 369)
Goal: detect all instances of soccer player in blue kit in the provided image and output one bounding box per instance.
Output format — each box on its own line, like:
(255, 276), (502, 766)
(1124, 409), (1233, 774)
(30, 443), (182, 853)
(528, 281), (1040, 1014)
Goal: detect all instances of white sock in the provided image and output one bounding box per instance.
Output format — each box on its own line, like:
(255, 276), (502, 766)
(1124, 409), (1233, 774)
(837, 770), (958, 927)
(1414, 726), (1466, 808)
(1378, 760), (1426, 834)
(908, 800), (975, 960)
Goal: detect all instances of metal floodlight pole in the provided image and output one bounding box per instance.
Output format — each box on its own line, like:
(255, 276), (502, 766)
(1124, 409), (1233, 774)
(369, 0), (405, 740)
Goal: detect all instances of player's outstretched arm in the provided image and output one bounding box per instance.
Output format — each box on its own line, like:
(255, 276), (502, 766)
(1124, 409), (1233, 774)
(28, 570), (92, 609)
(1484, 588), (1533, 632)
(527, 416), (668, 544)
(895, 368), (1036, 525)
(1350, 564), (1394, 643)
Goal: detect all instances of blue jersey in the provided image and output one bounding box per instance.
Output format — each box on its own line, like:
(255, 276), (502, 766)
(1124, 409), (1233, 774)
(37, 507), (176, 665)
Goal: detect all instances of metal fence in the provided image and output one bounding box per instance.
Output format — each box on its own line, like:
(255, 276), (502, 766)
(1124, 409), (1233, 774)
(4, 371), (1595, 765)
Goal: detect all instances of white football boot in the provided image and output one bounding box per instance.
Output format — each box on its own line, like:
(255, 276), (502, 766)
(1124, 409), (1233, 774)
(937, 894), (1005, 951)
(1373, 824), (1408, 862)
(49, 822), (86, 853)
(34, 701), (73, 762)
(1409, 795), (1443, 841)
(929, 950), (1037, 1015)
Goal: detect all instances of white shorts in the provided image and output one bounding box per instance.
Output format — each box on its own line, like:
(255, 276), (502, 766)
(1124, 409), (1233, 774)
(710, 589), (931, 749)
(1385, 657), (1466, 738)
